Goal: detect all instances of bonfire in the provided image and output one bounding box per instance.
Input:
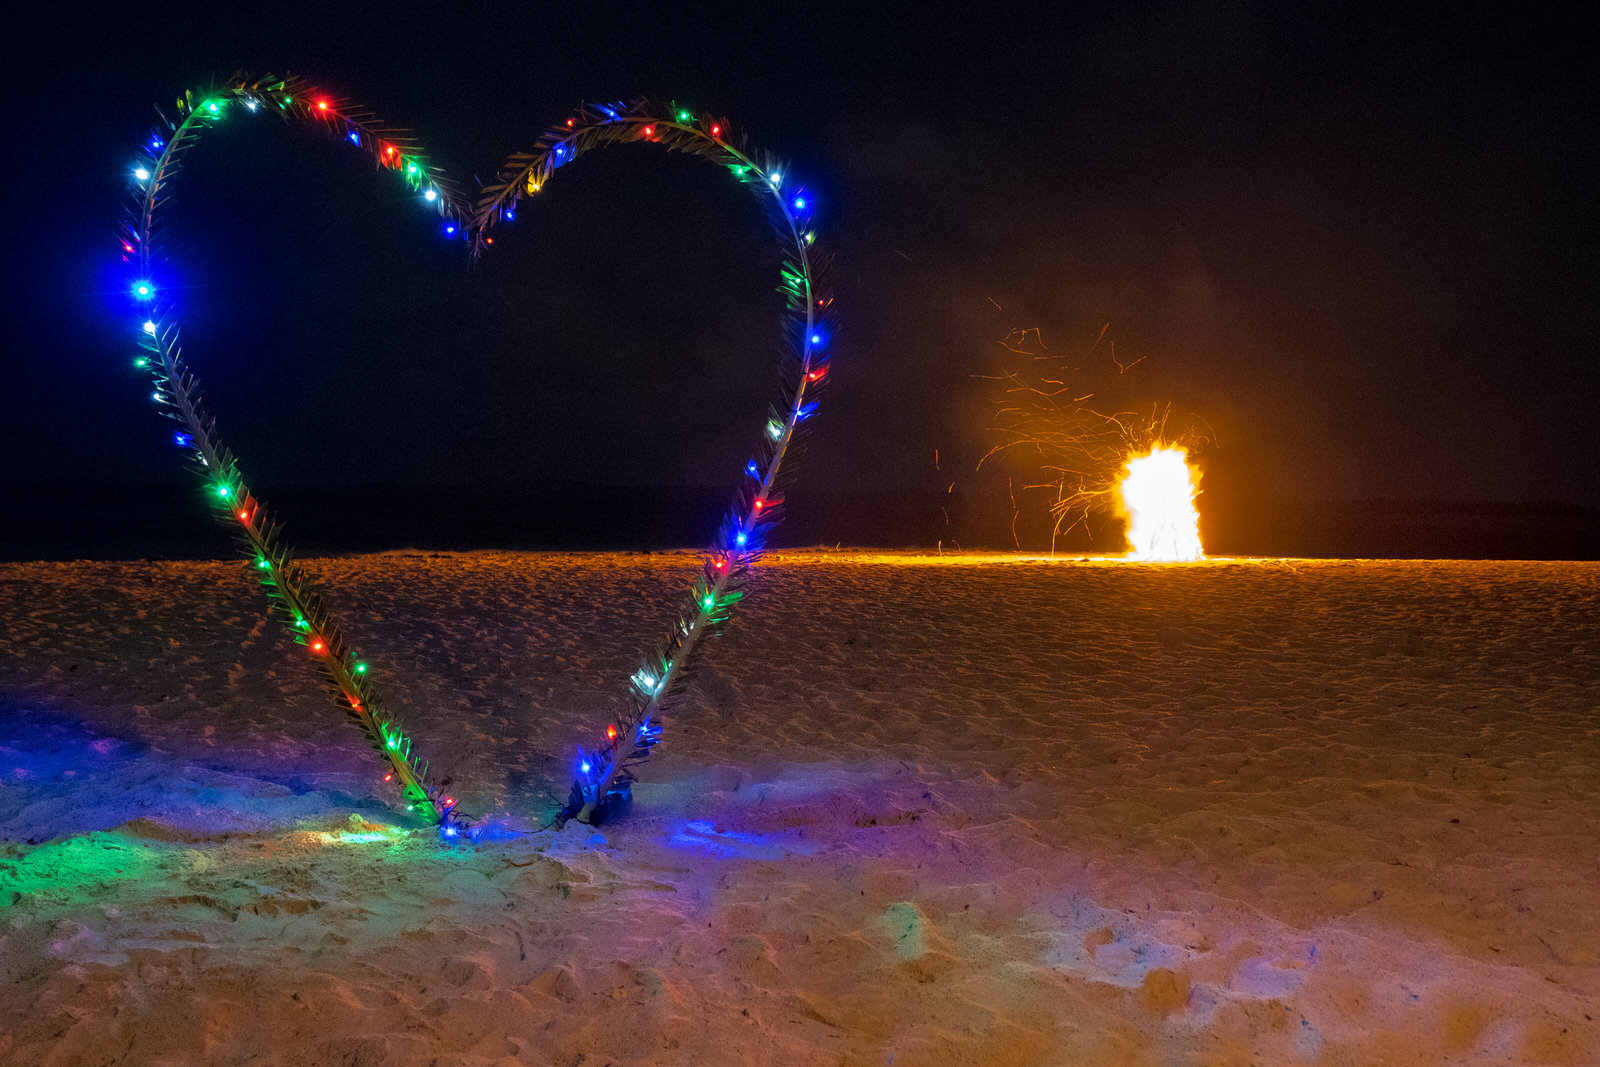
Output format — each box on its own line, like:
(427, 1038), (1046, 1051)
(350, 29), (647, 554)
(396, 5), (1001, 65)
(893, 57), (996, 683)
(982, 321), (1208, 557)
(1119, 445), (1204, 561)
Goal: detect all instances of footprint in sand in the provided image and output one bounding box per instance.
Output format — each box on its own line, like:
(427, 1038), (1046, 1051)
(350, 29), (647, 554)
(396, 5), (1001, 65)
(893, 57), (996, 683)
(1293, 1015), (1326, 1062)
(1230, 952), (1310, 998)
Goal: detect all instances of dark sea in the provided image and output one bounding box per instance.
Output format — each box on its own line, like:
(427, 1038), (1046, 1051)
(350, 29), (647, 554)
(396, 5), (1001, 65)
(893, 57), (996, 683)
(2, 482), (1597, 561)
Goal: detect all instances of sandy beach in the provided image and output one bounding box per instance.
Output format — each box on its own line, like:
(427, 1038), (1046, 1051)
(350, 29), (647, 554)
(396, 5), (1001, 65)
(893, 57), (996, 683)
(2, 552), (1597, 1065)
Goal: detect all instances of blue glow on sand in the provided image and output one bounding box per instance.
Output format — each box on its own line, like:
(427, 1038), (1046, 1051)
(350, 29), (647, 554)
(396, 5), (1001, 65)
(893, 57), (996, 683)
(664, 820), (817, 860)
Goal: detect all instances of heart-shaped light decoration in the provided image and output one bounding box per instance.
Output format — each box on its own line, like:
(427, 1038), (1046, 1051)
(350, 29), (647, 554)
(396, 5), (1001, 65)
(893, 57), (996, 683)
(120, 74), (832, 833)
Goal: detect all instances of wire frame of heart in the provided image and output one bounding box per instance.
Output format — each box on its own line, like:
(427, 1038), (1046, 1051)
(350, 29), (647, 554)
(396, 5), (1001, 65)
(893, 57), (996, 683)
(119, 74), (833, 833)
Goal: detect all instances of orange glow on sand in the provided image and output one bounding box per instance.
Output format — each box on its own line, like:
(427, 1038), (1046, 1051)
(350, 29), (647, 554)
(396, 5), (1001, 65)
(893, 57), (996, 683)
(1119, 446), (1203, 561)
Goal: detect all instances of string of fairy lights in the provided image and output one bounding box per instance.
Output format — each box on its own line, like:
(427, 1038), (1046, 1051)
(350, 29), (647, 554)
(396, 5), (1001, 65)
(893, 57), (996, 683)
(120, 74), (832, 835)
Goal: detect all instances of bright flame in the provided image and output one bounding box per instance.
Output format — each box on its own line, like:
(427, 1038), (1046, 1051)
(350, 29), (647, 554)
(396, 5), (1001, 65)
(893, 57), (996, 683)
(1119, 446), (1203, 561)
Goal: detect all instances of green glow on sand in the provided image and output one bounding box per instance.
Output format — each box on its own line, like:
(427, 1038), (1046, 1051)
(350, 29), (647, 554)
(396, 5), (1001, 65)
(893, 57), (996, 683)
(0, 831), (166, 907)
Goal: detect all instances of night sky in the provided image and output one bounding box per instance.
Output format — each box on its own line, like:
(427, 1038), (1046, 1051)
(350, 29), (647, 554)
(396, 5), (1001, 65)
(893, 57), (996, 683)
(5, 3), (1596, 551)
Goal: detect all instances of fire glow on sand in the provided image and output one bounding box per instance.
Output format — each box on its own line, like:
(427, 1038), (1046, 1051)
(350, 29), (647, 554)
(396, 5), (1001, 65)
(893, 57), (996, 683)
(1119, 445), (1204, 561)
(116, 73), (831, 833)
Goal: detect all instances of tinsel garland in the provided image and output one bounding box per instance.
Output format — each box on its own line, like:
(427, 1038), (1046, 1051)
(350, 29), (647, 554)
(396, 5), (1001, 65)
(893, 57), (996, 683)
(118, 74), (831, 833)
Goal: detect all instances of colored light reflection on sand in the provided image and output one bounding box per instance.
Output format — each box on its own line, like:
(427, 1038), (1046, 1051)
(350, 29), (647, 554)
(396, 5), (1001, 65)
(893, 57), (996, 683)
(294, 826), (409, 848)
(665, 819), (818, 860)
(1, 832), (166, 903)
(1119, 446), (1204, 561)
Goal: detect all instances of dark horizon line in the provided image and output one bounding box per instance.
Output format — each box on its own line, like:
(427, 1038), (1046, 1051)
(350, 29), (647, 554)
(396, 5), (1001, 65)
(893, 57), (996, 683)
(3, 479), (1597, 514)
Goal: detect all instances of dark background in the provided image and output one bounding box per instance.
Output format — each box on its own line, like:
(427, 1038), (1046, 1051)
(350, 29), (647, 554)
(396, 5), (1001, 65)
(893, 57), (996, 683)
(4, 2), (1596, 558)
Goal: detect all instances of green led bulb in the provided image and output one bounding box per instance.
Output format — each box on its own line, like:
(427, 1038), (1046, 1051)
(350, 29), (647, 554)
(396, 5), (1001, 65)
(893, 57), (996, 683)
(355, 662), (368, 674)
